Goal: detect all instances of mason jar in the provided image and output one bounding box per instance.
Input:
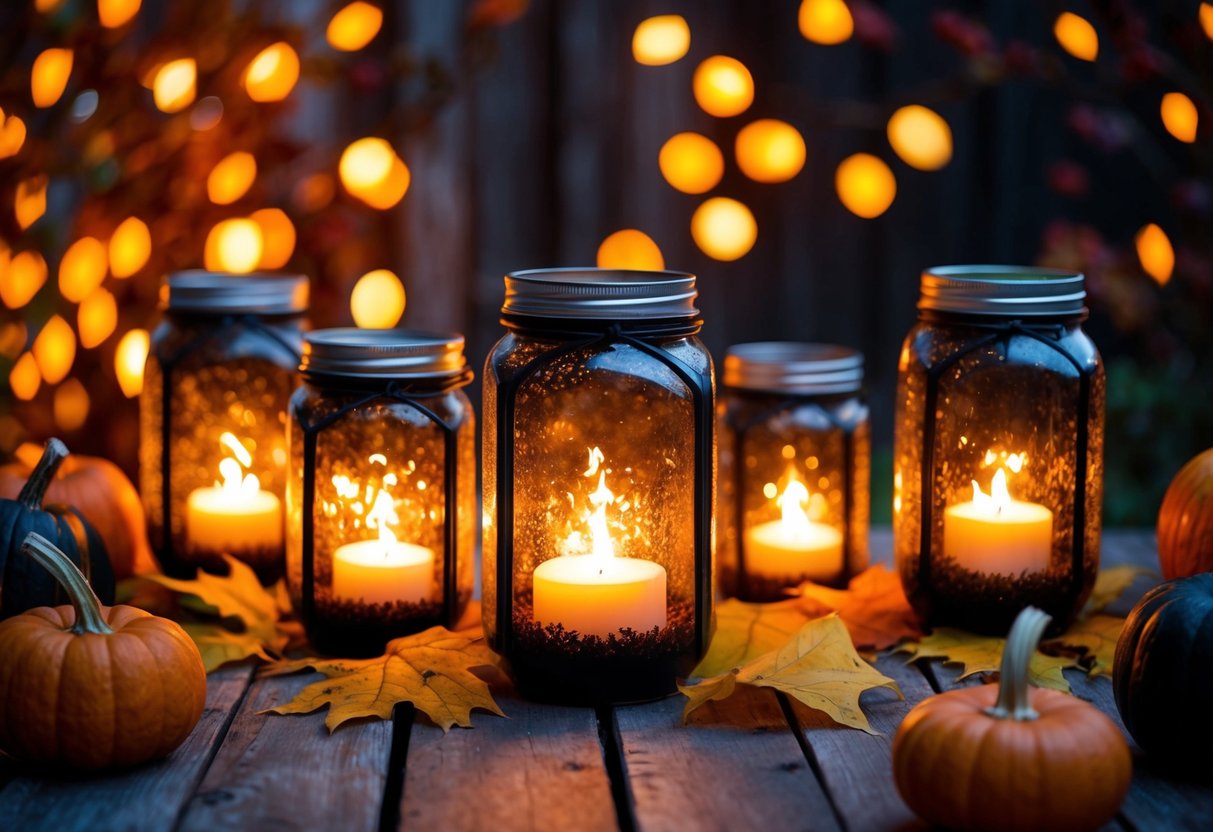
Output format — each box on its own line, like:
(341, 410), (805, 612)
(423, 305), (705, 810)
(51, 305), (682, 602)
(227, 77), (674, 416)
(719, 343), (870, 601)
(287, 329), (475, 656)
(140, 271), (307, 583)
(483, 268), (715, 704)
(893, 266), (1105, 634)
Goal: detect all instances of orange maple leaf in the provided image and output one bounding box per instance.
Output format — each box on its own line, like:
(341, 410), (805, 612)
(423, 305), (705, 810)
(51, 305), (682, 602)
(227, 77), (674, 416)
(795, 565), (923, 651)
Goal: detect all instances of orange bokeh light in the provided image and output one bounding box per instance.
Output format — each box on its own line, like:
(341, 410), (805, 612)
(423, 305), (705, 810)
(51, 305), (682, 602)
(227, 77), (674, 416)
(327, 2), (384, 52)
(659, 132), (724, 195)
(597, 229), (665, 271)
(692, 56), (754, 118)
(632, 15), (691, 66)
(735, 119), (806, 183)
(835, 153), (896, 218)
(243, 42), (300, 103)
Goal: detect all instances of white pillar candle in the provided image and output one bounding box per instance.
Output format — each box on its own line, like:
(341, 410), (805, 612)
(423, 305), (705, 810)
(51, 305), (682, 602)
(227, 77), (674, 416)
(186, 433), (282, 555)
(743, 474), (843, 582)
(533, 555), (667, 637)
(943, 467), (1054, 576)
(331, 539), (435, 605)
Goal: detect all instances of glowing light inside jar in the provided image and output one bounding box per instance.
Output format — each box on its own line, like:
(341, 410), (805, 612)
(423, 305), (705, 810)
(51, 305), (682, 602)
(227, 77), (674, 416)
(744, 464), (843, 583)
(186, 431), (283, 557)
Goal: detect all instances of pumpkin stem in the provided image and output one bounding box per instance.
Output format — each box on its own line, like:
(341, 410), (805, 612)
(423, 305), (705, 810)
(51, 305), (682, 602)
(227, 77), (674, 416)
(20, 532), (113, 636)
(15, 437), (69, 511)
(985, 606), (1051, 722)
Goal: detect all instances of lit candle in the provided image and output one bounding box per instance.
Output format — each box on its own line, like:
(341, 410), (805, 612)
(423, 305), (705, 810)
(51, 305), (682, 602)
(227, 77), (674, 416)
(186, 432), (282, 556)
(532, 447), (667, 637)
(943, 465), (1054, 576)
(743, 472), (843, 582)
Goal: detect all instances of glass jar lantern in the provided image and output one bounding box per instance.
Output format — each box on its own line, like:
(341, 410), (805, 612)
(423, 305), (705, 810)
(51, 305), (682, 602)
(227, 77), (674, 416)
(893, 266), (1105, 634)
(719, 343), (870, 601)
(140, 271), (307, 583)
(287, 329), (475, 656)
(483, 269), (715, 704)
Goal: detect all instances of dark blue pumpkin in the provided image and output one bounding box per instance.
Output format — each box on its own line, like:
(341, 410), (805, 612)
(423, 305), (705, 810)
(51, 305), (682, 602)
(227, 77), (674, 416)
(0, 438), (114, 618)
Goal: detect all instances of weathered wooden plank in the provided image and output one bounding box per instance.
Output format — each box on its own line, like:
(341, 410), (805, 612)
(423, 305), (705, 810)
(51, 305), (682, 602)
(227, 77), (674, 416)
(787, 653), (930, 832)
(0, 666), (253, 832)
(399, 691), (617, 832)
(616, 685), (841, 832)
(177, 671), (394, 832)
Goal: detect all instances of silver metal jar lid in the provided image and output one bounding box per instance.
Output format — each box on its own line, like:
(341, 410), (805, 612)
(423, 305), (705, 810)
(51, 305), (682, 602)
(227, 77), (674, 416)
(501, 268), (699, 320)
(919, 265), (1086, 317)
(300, 328), (469, 380)
(163, 270), (309, 315)
(724, 342), (863, 395)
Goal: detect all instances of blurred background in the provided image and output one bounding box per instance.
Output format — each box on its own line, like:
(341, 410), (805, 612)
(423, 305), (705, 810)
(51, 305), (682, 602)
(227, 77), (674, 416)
(0, 0), (1209, 525)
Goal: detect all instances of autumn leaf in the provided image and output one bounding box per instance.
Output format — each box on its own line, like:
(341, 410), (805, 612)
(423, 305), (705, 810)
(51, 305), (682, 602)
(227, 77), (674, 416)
(1045, 614), (1123, 677)
(796, 565), (924, 651)
(263, 626), (506, 732)
(182, 622), (275, 670)
(1082, 565), (1152, 618)
(692, 597), (811, 678)
(900, 628), (1083, 693)
(680, 613), (901, 733)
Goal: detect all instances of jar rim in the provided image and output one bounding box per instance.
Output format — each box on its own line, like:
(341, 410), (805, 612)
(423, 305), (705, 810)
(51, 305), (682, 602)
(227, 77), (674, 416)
(724, 342), (864, 394)
(502, 268), (699, 320)
(163, 270), (309, 315)
(301, 328), (471, 382)
(919, 265), (1086, 317)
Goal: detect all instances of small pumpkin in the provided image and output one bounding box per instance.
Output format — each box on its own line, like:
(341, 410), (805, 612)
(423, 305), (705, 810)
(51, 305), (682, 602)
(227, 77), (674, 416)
(1157, 448), (1213, 580)
(0, 441), (155, 580)
(1114, 573), (1213, 763)
(0, 532), (206, 769)
(0, 438), (114, 618)
(893, 607), (1131, 832)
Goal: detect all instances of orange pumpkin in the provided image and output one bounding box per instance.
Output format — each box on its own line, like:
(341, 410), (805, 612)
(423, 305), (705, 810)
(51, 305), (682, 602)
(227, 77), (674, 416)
(892, 608), (1131, 832)
(1158, 448), (1213, 580)
(0, 442), (155, 579)
(0, 532), (206, 770)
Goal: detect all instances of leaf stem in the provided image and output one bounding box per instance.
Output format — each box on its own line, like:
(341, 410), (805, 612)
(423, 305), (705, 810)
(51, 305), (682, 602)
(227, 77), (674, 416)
(985, 606), (1051, 721)
(21, 532), (113, 636)
(15, 437), (68, 510)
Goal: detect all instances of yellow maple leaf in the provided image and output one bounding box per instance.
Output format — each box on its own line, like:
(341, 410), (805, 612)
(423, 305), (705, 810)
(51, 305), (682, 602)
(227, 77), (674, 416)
(182, 622), (275, 671)
(263, 626), (506, 732)
(1082, 565), (1152, 618)
(680, 613), (901, 733)
(691, 597), (811, 678)
(900, 627), (1083, 693)
(1045, 614), (1123, 677)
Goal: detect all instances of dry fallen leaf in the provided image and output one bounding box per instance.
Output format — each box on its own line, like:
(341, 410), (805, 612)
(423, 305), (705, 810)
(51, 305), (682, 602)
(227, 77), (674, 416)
(900, 627), (1083, 693)
(680, 613), (901, 733)
(263, 626), (505, 732)
(1045, 614), (1123, 677)
(797, 565), (924, 651)
(691, 597), (811, 678)
(1082, 565), (1152, 618)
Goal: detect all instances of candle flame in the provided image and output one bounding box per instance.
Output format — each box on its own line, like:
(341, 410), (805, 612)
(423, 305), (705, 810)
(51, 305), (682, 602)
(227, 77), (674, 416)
(775, 468), (815, 536)
(366, 485), (399, 547)
(564, 446), (619, 560)
(215, 432), (260, 496)
(971, 467), (1013, 515)
(329, 453), (407, 552)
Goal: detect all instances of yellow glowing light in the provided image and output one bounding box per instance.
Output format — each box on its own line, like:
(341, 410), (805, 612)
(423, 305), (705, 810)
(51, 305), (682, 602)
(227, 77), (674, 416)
(204, 219), (264, 274)
(1136, 223), (1174, 286)
(32, 48), (73, 109)
(350, 269), (406, 329)
(0, 321), (25, 359)
(98, 0), (141, 28)
(0, 108), (26, 159)
(339, 137), (394, 191)
(36, 0), (65, 12)
(33, 314), (75, 385)
(58, 236), (108, 303)
(1, 250), (48, 309)
(735, 119), (806, 183)
(153, 58), (196, 113)
(78, 287), (118, 349)
(691, 197), (758, 262)
(887, 104), (953, 171)
(10, 353), (40, 401)
(596, 229), (665, 271)
(692, 55), (754, 118)
(250, 208), (296, 269)
(658, 132), (724, 195)
(798, 0), (854, 45)
(327, 2), (384, 51)
(1054, 12), (1098, 62)
(1203, 3), (1213, 41)
(207, 151), (257, 205)
(53, 378), (90, 431)
(15, 176), (48, 230)
(1161, 92), (1198, 143)
(114, 329), (149, 398)
(632, 15), (691, 66)
(109, 216), (151, 278)
(243, 42), (300, 103)
(355, 155), (410, 209)
(835, 153), (896, 219)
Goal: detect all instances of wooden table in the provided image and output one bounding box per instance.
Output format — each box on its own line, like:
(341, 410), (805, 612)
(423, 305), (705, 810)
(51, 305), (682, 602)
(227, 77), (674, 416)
(2, 530), (1209, 832)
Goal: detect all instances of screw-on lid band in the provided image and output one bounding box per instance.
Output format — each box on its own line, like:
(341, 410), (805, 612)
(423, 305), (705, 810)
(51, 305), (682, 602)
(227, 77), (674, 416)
(301, 328), (470, 381)
(502, 268), (699, 320)
(919, 265), (1086, 317)
(724, 342), (863, 394)
(163, 270), (309, 315)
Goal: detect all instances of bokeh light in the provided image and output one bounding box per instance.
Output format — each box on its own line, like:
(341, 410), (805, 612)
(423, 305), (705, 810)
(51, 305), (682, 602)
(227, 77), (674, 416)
(114, 329), (150, 398)
(204, 219), (264, 274)
(1202, 3), (1213, 41)
(835, 153), (896, 218)
(350, 269), (406, 329)
(98, 0), (141, 28)
(32, 314), (75, 385)
(243, 42), (300, 103)
(1054, 12), (1098, 62)
(340, 137), (394, 190)
(53, 378), (90, 431)
(327, 2), (384, 52)
(32, 48), (73, 108)
(887, 104), (953, 171)
(692, 56), (754, 118)
(109, 216), (151, 278)
(735, 119), (806, 183)
(691, 197), (757, 261)
(153, 58), (196, 113)
(0, 108), (26, 159)
(597, 229), (665, 271)
(1, 250), (48, 309)
(59, 236), (108, 302)
(250, 208), (296, 269)
(659, 132), (724, 194)
(1161, 92), (1198, 143)
(356, 155), (410, 209)
(1136, 223), (1174, 286)
(207, 151), (257, 204)
(632, 15), (691, 66)
(10, 353), (40, 401)
(78, 287), (118, 349)
(15, 175), (47, 230)
(798, 0), (854, 46)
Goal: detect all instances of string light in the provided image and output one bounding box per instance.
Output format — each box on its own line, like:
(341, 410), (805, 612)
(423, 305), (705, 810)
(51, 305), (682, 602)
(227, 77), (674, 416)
(692, 56), (754, 118)
(350, 269), (406, 328)
(798, 0), (854, 46)
(114, 329), (150, 397)
(327, 2), (384, 51)
(109, 216), (151, 278)
(1202, 3), (1213, 41)
(78, 287), (118, 348)
(15, 176), (48, 230)
(243, 42), (300, 103)
(53, 378), (90, 431)
(31, 48), (73, 108)
(98, 0), (141, 28)
(204, 219), (264, 274)
(1136, 223), (1174, 286)
(207, 151), (257, 204)
(691, 197), (757, 261)
(32, 314), (76, 385)
(153, 59), (196, 113)
(735, 119), (806, 183)
(835, 153), (896, 218)
(1161, 92), (1198, 143)
(340, 137), (394, 190)
(887, 105), (953, 171)
(632, 15), (691, 66)
(356, 155), (410, 209)
(596, 230), (665, 271)
(1, 250), (48, 309)
(250, 208), (296, 269)
(1054, 12), (1099, 62)
(0, 108), (26, 159)
(59, 236), (108, 302)
(10, 353), (40, 401)
(659, 132), (724, 194)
